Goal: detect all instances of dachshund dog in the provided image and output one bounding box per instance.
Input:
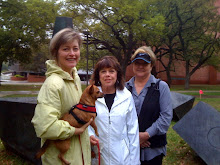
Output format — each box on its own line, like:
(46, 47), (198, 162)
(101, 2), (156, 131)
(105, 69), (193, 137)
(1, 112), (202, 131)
(36, 85), (104, 165)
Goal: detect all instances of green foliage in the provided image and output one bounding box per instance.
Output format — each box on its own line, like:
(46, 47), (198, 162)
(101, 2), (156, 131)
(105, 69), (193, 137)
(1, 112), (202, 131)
(65, 0), (166, 73)
(0, 0), (219, 88)
(0, 0), (60, 71)
(154, 0), (220, 88)
(14, 74), (24, 78)
(205, 47), (220, 71)
(21, 44), (50, 72)
(77, 44), (107, 71)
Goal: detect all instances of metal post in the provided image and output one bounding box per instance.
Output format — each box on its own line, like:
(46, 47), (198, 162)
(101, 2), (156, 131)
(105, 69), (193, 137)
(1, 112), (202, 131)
(83, 31), (90, 86)
(86, 33), (89, 86)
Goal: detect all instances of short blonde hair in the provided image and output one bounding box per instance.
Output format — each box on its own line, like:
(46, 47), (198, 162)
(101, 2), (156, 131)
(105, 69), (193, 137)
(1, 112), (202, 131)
(131, 46), (156, 66)
(49, 28), (82, 61)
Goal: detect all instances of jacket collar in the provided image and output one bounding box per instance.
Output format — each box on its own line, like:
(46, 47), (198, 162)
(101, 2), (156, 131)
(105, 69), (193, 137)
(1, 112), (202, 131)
(97, 86), (129, 108)
(45, 60), (77, 81)
(127, 74), (157, 89)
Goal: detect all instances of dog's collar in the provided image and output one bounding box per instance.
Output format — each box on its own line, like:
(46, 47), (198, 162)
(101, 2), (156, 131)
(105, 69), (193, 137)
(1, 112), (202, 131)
(69, 103), (97, 125)
(74, 103), (96, 113)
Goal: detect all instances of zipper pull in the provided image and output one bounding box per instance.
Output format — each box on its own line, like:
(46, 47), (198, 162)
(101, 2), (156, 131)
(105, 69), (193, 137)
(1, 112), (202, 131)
(109, 115), (111, 124)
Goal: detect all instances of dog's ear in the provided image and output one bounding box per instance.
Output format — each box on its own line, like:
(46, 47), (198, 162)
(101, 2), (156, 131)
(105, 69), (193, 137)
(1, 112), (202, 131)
(89, 85), (94, 95)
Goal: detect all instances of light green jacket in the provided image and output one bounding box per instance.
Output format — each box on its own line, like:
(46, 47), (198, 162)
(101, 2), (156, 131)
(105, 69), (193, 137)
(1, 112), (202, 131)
(31, 60), (91, 165)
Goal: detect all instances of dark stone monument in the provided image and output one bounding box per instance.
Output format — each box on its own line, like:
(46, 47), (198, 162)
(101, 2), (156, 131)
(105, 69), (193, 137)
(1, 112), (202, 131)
(53, 16), (73, 36)
(171, 92), (195, 120)
(173, 101), (220, 165)
(0, 97), (41, 165)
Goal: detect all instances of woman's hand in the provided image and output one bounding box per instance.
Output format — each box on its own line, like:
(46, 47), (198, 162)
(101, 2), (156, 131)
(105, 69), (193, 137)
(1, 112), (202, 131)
(90, 135), (99, 145)
(74, 118), (93, 135)
(139, 132), (151, 148)
(140, 140), (151, 148)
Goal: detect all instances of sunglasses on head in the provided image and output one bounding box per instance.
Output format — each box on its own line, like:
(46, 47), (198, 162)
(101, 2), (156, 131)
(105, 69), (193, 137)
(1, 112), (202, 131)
(131, 52), (151, 64)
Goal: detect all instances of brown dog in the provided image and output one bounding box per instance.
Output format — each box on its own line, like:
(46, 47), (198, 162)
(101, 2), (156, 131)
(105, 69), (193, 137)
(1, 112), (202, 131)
(35, 85), (104, 165)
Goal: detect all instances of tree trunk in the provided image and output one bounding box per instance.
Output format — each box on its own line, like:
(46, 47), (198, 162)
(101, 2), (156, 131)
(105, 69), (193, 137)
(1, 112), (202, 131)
(184, 60), (190, 89)
(185, 75), (190, 89)
(122, 62), (127, 79)
(166, 68), (172, 88)
(166, 54), (173, 87)
(152, 66), (157, 78)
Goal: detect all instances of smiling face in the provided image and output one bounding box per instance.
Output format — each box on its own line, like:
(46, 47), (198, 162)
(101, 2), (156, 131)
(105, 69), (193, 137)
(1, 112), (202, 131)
(99, 67), (117, 93)
(57, 40), (80, 74)
(133, 59), (152, 79)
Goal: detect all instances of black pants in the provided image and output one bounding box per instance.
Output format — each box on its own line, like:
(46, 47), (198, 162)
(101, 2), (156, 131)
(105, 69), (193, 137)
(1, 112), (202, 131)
(141, 154), (164, 165)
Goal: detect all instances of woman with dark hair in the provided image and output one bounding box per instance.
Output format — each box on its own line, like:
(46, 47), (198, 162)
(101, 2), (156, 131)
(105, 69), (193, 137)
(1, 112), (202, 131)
(89, 56), (140, 165)
(31, 28), (92, 165)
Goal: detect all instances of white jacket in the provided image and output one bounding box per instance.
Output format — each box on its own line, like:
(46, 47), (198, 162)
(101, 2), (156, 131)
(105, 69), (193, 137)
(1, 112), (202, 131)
(89, 87), (140, 165)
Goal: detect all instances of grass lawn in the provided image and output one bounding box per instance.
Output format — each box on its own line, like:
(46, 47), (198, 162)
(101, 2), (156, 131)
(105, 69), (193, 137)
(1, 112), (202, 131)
(2, 94), (38, 98)
(0, 84), (220, 164)
(0, 84), (41, 91)
(170, 84), (220, 91)
(194, 98), (220, 112)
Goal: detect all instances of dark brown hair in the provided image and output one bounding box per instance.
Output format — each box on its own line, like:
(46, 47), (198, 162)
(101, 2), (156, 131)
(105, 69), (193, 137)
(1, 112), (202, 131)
(91, 56), (125, 90)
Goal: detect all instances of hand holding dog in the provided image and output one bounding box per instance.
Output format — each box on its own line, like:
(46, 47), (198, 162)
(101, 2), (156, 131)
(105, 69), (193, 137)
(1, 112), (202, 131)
(74, 118), (94, 135)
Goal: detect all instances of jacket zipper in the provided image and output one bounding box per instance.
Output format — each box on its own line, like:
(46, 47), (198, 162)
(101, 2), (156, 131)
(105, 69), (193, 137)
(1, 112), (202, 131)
(108, 113), (111, 164)
(109, 115), (111, 124)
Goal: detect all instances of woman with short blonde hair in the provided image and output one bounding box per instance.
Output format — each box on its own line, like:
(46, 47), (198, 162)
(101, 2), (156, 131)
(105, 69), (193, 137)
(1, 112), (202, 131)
(32, 28), (92, 165)
(126, 46), (173, 165)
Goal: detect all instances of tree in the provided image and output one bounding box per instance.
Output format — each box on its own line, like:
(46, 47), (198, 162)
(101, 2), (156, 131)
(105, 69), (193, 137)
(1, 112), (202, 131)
(65, 0), (165, 74)
(21, 44), (50, 73)
(0, 0), (60, 84)
(77, 43), (107, 71)
(152, 0), (220, 88)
